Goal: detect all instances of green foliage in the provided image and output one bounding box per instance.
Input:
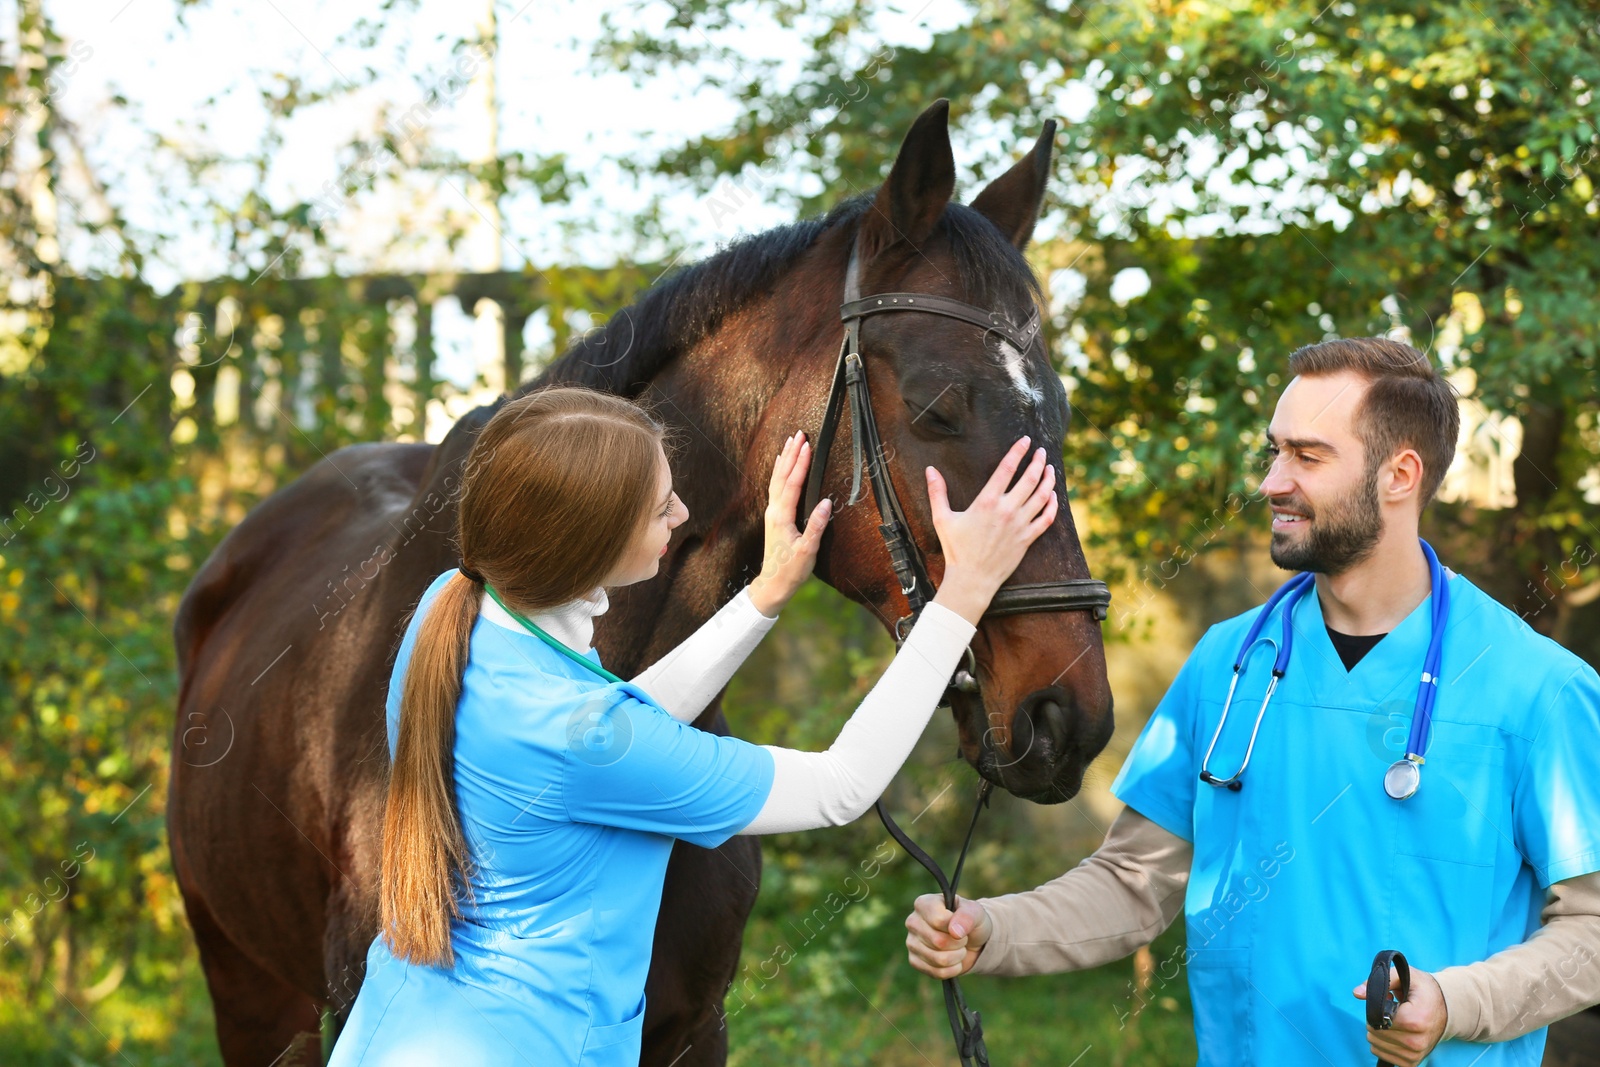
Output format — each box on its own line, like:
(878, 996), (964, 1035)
(721, 579), (1195, 1064)
(0, 287), (221, 1059)
(599, 0), (1600, 639)
(5, 0), (1600, 1062)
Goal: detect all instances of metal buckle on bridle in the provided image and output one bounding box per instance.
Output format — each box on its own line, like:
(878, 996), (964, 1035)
(798, 241), (1113, 1067)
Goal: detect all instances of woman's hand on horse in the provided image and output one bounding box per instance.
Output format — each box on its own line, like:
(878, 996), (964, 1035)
(748, 431), (832, 617)
(905, 893), (992, 979)
(928, 436), (1058, 626)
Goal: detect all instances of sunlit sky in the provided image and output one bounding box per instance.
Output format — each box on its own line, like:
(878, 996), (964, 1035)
(37, 0), (1082, 396)
(35, 0), (1357, 399)
(49, 0), (989, 287)
(25, 0), (1524, 500)
(27, 3), (1407, 497)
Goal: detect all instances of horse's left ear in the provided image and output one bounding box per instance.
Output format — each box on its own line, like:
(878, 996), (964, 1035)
(856, 99), (956, 264)
(970, 120), (1057, 250)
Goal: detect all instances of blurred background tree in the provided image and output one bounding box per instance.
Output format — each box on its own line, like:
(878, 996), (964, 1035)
(0, 1), (596, 1058)
(601, 0), (1600, 651)
(2, 0), (1597, 1063)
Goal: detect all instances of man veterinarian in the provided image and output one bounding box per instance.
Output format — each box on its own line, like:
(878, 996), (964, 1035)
(904, 337), (1600, 1065)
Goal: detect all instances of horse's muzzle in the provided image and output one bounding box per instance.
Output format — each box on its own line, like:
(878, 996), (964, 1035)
(968, 685), (1114, 804)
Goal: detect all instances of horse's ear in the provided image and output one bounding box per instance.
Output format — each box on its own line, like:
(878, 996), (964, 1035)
(856, 99), (956, 264)
(970, 120), (1057, 250)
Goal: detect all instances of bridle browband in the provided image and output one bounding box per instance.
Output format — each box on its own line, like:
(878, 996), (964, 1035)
(840, 290), (1042, 353)
(799, 244), (1113, 1067)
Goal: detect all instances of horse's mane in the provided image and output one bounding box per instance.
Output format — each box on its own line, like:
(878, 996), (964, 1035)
(531, 193), (1040, 398)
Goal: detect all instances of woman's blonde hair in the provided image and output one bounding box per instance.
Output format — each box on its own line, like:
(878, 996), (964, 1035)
(381, 385), (667, 966)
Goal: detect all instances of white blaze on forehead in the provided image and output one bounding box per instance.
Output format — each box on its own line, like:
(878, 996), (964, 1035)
(997, 338), (1045, 407)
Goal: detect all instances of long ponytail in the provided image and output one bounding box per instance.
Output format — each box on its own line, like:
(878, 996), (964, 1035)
(380, 571), (480, 966)
(379, 386), (668, 966)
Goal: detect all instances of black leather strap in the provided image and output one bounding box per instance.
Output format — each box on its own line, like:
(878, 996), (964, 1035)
(986, 579), (1112, 621)
(807, 236), (1111, 1067)
(801, 243), (1113, 632)
(1366, 949), (1412, 1067)
(800, 336), (851, 531)
(844, 352), (936, 615)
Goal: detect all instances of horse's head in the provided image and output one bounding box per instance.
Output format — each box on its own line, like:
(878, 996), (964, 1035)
(809, 100), (1113, 804)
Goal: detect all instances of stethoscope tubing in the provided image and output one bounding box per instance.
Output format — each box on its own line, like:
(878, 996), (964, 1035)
(1199, 539), (1447, 796)
(1406, 540), (1448, 761)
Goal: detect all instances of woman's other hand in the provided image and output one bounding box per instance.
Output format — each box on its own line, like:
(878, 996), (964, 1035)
(748, 432), (832, 617)
(928, 436), (1058, 626)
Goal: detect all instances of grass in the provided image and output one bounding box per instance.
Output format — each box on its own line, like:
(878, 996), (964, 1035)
(725, 855), (1197, 1066)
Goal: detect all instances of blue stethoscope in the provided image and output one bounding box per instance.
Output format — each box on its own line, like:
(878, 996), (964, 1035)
(1197, 538), (1449, 801)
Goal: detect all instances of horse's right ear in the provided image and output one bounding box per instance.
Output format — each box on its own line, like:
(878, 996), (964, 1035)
(970, 120), (1057, 250)
(856, 99), (955, 264)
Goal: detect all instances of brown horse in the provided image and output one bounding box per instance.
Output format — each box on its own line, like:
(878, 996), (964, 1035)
(168, 99), (1114, 1066)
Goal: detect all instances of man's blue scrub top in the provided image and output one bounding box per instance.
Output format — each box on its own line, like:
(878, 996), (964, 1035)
(328, 570), (775, 1067)
(1112, 571), (1600, 1066)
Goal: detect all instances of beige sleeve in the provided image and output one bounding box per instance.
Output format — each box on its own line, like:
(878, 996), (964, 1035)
(1433, 870), (1600, 1043)
(966, 805), (1193, 977)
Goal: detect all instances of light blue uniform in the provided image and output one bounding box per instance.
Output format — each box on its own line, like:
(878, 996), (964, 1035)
(1112, 571), (1600, 1065)
(329, 570), (775, 1067)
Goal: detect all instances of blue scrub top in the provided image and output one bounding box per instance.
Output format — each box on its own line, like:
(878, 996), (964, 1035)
(329, 570), (776, 1067)
(1112, 571), (1600, 1066)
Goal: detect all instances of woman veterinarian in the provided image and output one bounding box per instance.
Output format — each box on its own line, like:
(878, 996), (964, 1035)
(326, 385), (1061, 1066)
(904, 338), (1600, 1066)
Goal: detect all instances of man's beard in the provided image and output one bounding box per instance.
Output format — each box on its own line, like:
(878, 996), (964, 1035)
(1269, 464), (1383, 575)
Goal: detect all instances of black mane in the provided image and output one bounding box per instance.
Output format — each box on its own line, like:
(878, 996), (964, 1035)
(532, 193), (1041, 397)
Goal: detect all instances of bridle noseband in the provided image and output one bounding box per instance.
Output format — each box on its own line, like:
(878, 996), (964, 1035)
(799, 245), (1113, 1067)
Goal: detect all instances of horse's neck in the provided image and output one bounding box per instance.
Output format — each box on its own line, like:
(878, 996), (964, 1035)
(548, 237), (848, 670)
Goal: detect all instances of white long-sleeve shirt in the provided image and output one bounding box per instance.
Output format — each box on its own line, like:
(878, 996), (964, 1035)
(479, 583), (975, 833)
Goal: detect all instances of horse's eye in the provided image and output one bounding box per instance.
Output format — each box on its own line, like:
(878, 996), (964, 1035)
(905, 398), (962, 436)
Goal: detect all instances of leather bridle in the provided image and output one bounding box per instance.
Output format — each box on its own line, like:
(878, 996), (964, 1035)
(798, 245), (1113, 1067)
(800, 246), (1112, 693)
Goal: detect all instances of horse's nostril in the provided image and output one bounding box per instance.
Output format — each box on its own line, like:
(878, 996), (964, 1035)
(1012, 689), (1074, 762)
(1033, 698), (1069, 754)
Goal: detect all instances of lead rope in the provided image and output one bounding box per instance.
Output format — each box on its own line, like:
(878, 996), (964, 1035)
(876, 781), (995, 1067)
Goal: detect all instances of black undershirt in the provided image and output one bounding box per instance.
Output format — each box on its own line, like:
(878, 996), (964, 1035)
(1325, 625), (1389, 671)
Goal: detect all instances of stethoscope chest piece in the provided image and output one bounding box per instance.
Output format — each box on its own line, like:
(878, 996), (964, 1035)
(1383, 757), (1422, 801)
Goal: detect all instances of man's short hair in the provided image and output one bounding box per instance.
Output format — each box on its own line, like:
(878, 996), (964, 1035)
(1286, 336), (1461, 506)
